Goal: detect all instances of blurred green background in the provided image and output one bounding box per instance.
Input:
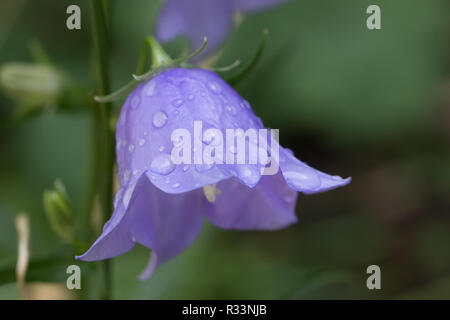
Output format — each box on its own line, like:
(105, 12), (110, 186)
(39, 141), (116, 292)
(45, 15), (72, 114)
(0, 0), (449, 299)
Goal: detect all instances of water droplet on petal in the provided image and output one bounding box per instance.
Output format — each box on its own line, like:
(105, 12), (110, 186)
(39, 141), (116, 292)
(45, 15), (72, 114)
(113, 189), (123, 208)
(122, 184), (135, 207)
(159, 146), (165, 152)
(132, 170), (138, 176)
(195, 163), (214, 172)
(225, 104), (237, 116)
(171, 183), (180, 189)
(123, 169), (131, 182)
(187, 94), (195, 101)
(255, 117), (264, 128)
(152, 111), (168, 128)
(150, 153), (176, 175)
(240, 167), (252, 178)
(128, 144), (135, 152)
(208, 82), (221, 94)
(131, 95), (140, 109)
(171, 98), (184, 108)
(237, 166), (259, 185)
(240, 100), (251, 109)
(139, 139), (146, 146)
(145, 80), (156, 96)
(203, 128), (221, 145)
(183, 165), (190, 172)
(283, 171), (315, 188)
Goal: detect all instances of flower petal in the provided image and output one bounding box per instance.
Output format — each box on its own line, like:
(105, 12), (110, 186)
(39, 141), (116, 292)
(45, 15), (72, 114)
(77, 174), (204, 279)
(279, 147), (351, 194)
(204, 172), (298, 230)
(234, 0), (289, 12)
(156, 0), (234, 58)
(76, 193), (135, 261)
(128, 175), (204, 279)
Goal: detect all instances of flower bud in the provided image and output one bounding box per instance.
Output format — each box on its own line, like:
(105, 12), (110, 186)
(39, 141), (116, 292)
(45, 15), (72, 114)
(42, 180), (74, 243)
(0, 62), (65, 107)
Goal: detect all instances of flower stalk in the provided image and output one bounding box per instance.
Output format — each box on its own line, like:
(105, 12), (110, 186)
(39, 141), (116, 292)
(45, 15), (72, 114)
(89, 0), (114, 300)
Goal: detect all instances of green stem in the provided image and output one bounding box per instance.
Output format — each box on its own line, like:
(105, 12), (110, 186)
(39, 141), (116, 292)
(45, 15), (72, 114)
(89, 0), (114, 300)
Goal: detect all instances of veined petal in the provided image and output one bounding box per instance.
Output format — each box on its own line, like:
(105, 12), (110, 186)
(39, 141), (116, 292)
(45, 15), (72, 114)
(76, 188), (135, 261)
(156, 0), (234, 58)
(205, 172), (298, 230)
(128, 175), (204, 279)
(278, 147), (351, 194)
(77, 174), (204, 279)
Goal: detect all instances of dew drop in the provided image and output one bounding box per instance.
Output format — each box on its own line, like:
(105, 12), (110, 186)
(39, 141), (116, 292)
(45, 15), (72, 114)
(159, 146), (165, 152)
(254, 117), (264, 128)
(283, 171), (316, 189)
(187, 94), (195, 101)
(171, 98), (184, 108)
(128, 144), (135, 152)
(131, 94), (140, 109)
(113, 189), (123, 208)
(145, 80), (157, 96)
(152, 111), (168, 128)
(239, 167), (252, 178)
(225, 104), (237, 116)
(122, 184), (135, 207)
(183, 165), (190, 172)
(139, 139), (146, 146)
(195, 163), (214, 172)
(237, 166), (259, 185)
(150, 153), (176, 175)
(172, 135), (184, 147)
(172, 183), (180, 189)
(208, 82), (221, 93)
(123, 169), (131, 182)
(240, 100), (251, 109)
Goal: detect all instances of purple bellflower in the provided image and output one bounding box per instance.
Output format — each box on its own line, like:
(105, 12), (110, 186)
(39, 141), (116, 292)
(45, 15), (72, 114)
(157, 0), (289, 58)
(77, 67), (351, 279)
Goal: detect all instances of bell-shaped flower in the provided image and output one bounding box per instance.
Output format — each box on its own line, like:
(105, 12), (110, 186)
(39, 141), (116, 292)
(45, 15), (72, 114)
(157, 0), (289, 58)
(77, 67), (350, 279)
